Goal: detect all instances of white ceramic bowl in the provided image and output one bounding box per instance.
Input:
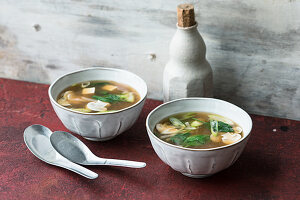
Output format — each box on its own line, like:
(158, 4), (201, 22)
(146, 98), (252, 178)
(49, 67), (147, 141)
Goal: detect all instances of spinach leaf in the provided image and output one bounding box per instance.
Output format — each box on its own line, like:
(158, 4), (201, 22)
(170, 133), (191, 145)
(90, 82), (110, 87)
(183, 135), (210, 147)
(92, 95), (107, 102)
(199, 119), (233, 134)
(209, 120), (234, 135)
(92, 94), (125, 103)
(218, 121), (234, 132)
(99, 91), (109, 95)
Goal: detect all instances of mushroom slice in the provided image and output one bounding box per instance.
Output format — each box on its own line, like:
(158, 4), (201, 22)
(81, 96), (97, 102)
(233, 126), (243, 134)
(210, 134), (222, 143)
(156, 123), (179, 135)
(63, 91), (74, 99)
(86, 100), (110, 112)
(57, 98), (71, 106)
(221, 132), (241, 145)
(64, 91), (96, 104)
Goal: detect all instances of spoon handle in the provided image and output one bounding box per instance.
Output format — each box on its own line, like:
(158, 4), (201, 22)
(90, 158), (146, 168)
(58, 160), (98, 179)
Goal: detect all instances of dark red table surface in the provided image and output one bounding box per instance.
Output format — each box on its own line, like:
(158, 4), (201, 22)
(0, 78), (299, 200)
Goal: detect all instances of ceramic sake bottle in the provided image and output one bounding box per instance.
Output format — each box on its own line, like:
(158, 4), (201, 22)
(163, 4), (213, 102)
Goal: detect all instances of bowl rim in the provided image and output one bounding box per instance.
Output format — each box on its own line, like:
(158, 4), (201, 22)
(146, 97), (252, 151)
(48, 67), (147, 115)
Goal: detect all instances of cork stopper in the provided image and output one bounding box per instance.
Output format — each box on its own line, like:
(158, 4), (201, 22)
(177, 4), (196, 27)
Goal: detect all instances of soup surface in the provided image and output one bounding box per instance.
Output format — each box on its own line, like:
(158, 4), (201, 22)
(154, 112), (243, 149)
(56, 80), (140, 113)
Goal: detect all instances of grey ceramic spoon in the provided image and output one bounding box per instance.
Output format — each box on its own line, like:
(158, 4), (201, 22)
(24, 125), (98, 179)
(50, 131), (146, 168)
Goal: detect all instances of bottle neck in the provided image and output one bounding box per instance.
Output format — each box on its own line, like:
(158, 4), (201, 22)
(176, 22), (198, 31)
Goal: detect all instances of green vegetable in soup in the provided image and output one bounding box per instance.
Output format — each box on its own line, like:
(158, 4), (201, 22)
(89, 82), (110, 87)
(169, 117), (185, 128)
(210, 120), (219, 136)
(170, 133), (191, 145)
(218, 121), (234, 132)
(154, 112), (241, 149)
(183, 135), (210, 147)
(210, 120), (234, 136)
(97, 94), (124, 103)
(57, 80), (140, 114)
(209, 120), (234, 136)
(191, 120), (203, 127)
(178, 112), (196, 121)
(118, 92), (135, 103)
(98, 91), (109, 95)
(93, 92), (135, 103)
(191, 118), (206, 124)
(208, 114), (234, 126)
(92, 94), (123, 103)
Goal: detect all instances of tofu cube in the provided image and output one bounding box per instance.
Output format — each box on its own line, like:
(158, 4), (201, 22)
(82, 87), (95, 94)
(102, 84), (117, 91)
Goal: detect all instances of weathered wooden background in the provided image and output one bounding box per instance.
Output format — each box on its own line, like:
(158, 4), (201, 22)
(0, 0), (299, 120)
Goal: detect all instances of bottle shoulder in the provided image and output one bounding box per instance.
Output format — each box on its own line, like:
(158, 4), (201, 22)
(169, 28), (206, 62)
(164, 59), (212, 80)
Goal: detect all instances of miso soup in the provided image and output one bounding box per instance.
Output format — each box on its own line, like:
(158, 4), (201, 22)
(56, 80), (140, 113)
(154, 112), (243, 149)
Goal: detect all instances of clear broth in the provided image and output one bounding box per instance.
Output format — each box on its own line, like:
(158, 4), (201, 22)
(154, 112), (243, 149)
(57, 80), (140, 113)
